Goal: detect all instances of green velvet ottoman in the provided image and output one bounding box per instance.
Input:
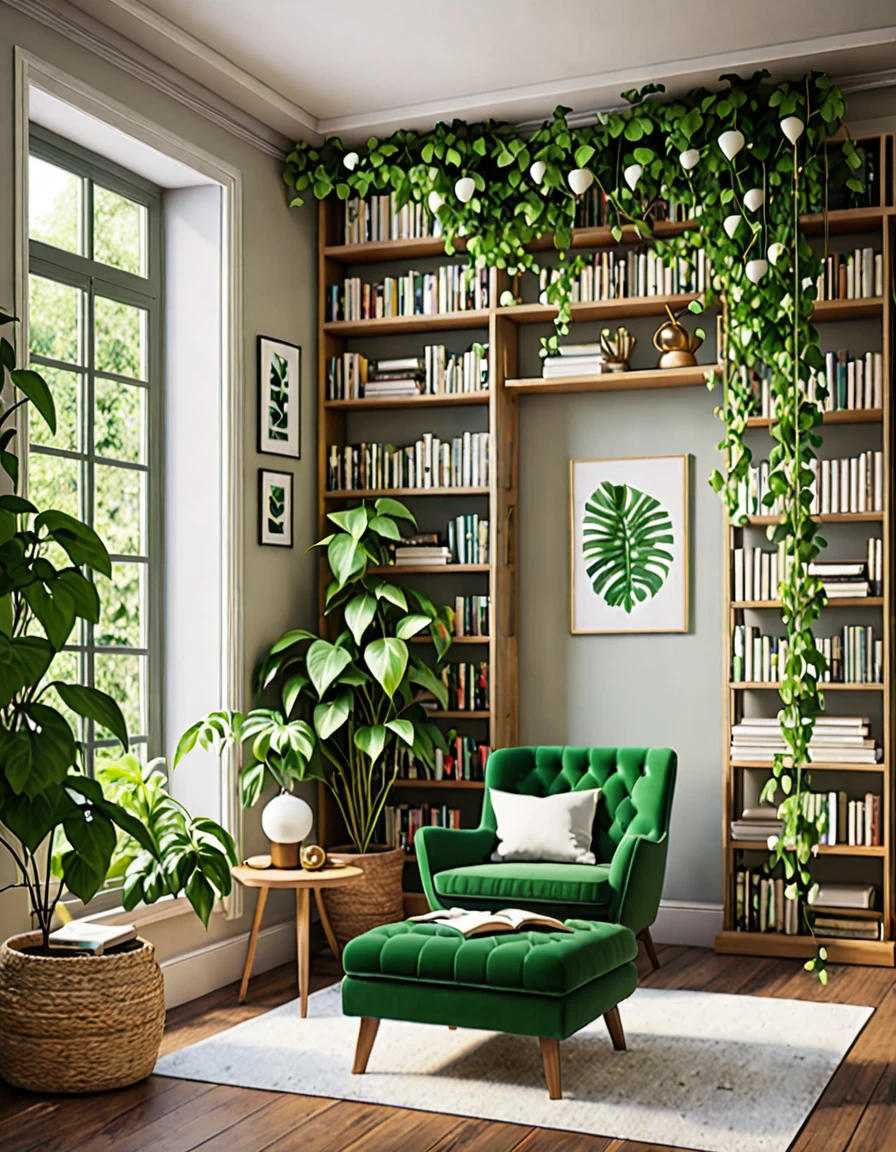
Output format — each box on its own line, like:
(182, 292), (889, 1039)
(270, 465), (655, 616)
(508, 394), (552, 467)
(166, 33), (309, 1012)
(342, 918), (638, 1099)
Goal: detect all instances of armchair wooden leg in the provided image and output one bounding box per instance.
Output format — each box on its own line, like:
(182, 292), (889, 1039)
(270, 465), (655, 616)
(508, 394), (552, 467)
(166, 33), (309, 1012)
(539, 1037), (562, 1100)
(604, 1006), (626, 1051)
(352, 1017), (380, 1074)
(638, 926), (660, 970)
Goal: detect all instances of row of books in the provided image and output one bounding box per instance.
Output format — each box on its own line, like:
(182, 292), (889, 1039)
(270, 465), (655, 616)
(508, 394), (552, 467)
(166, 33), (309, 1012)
(815, 790), (881, 846)
(733, 877), (880, 937)
(394, 739), (491, 782)
(326, 346), (488, 401)
(814, 248), (883, 301)
(572, 188), (690, 228)
(428, 662), (489, 712)
(378, 519), (491, 568)
(809, 545), (883, 599)
(732, 626), (883, 684)
(735, 451), (884, 517)
(343, 194), (440, 245)
(537, 246), (707, 304)
(454, 595), (490, 637)
(732, 544), (787, 602)
(328, 265), (491, 322)
(326, 432), (491, 492)
(734, 871), (800, 934)
(741, 352), (884, 417)
(730, 716), (879, 765)
(448, 514), (490, 565)
(383, 804), (460, 853)
(391, 537), (454, 567)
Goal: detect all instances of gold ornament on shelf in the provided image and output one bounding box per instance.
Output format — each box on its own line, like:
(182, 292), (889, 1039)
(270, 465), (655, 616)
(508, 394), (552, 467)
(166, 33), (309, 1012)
(652, 305), (703, 369)
(299, 844), (327, 871)
(598, 326), (636, 372)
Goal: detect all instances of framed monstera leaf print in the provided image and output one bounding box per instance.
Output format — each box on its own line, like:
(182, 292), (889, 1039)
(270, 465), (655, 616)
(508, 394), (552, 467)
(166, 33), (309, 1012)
(259, 468), (294, 547)
(570, 455), (689, 634)
(258, 335), (300, 458)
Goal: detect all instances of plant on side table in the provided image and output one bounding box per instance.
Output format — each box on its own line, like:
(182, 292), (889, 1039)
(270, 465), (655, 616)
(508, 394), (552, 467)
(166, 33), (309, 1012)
(181, 497), (453, 945)
(0, 309), (238, 1094)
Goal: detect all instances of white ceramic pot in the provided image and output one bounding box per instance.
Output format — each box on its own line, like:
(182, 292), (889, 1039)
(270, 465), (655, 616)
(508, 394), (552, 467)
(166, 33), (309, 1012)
(262, 791), (313, 868)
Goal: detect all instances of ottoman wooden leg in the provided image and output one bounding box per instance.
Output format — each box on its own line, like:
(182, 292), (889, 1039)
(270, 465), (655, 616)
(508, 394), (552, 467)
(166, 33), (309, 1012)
(604, 1006), (626, 1051)
(539, 1037), (561, 1100)
(352, 1017), (380, 1074)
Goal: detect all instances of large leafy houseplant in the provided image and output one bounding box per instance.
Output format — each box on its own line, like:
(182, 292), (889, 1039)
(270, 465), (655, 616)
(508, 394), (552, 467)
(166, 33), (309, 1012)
(181, 498), (453, 854)
(0, 310), (237, 948)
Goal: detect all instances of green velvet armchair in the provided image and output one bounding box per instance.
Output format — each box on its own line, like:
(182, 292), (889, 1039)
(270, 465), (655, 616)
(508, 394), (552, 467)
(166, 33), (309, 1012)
(415, 746), (677, 969)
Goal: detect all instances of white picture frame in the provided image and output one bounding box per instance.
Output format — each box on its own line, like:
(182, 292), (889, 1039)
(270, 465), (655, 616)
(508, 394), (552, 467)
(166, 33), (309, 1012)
(258, 336), (300, 458)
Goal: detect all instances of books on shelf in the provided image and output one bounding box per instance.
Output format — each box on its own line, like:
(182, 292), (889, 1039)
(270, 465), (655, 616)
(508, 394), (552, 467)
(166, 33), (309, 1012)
(393, 544), (453, 566)
(542, 342), (604, 378)
(573, 189), (689, 228)
(343, 193), (441, 245)
(809, 541), (882, 597)
(742, 353), (884, 418)
(424, 344), (488, 395)
(439, 662), (489, 711)
(537, 246), (706, 304)
(730, 716), (880, 765)
(735, 452), (884, 517)
(327, 431), (491, 491)
(732, 544), (787, 601)
(734, 869), (799, 934)
(326, 345), (489, 401)
(815, 248), (883, 301)
(813, 790), (882, 846)
(730, 804), (783, 841)
(454, 595), (490, 637)
(811, 912), (882, 940)
(395, 738), (490, 782)
(328, 264), (490, 321)
(409, 907), (572, 937)
(384, 803), (460, 852)
(448, 515), (490, 564)
(814, 882), (876, 910)
(732, 625), (883, 684)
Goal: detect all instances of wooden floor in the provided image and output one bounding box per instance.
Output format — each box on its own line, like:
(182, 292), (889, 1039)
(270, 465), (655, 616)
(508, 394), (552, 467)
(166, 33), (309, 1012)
(2, 940), (896, 1152)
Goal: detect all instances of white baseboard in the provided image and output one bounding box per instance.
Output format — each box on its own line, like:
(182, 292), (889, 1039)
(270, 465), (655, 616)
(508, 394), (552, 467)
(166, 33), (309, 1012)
(653, 900), (724, 949)
(160, 919), (296, 1008)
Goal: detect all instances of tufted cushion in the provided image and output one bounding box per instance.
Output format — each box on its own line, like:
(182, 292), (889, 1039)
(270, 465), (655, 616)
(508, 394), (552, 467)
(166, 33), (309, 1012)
(434, 862), (610, 906)
(342, 919), (637, 997)
(481, 746), (676, 864)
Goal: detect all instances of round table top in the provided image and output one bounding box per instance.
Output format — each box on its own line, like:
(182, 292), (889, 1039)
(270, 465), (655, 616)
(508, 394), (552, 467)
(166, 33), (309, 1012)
(231, 863), (363, 889)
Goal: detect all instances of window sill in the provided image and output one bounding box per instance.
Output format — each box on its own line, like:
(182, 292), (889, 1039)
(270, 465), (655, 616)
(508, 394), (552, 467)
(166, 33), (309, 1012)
(69, 894), (222, 929)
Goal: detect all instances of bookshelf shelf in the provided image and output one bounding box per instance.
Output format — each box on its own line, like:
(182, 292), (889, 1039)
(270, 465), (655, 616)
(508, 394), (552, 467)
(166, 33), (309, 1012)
(323, 310), (490, 337)
(811, 297), (884, 321)
(324, 487), (490, 500)
(732, 598), (883, 608)
(410, 635), (492, 645)
(367, 564), (491, 575)
(715, 931), (895, 967)
(325, 392), (491, 411)
(744, 512), (884, 525)
(730, 681), (884, 690)
(728, 840), (886, 856)
(504, 364), (713, 395)
(391, 779), (485, 790)
(799, 205), (893, 234)
(746, 408), (883, 428)
(731, 760), (886, 773)
(427, 710), (491, 719)
(498, 293), (700, 326)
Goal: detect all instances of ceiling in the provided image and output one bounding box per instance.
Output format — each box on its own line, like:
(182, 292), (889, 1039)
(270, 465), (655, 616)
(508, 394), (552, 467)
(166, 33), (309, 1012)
(68, 0), (896, 142)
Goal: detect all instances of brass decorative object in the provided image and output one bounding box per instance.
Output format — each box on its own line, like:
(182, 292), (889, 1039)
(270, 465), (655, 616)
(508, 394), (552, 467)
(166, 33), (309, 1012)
(300, 843), (327, 871)
(652, 305), (703, 369)
(599, 326), (636, 372)
(245, 854), (272, 870)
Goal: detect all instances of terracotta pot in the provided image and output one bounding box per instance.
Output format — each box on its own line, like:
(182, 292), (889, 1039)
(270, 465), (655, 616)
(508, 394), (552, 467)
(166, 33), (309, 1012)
(323, 846), (406, 946)
(0, 932), (165, 1094)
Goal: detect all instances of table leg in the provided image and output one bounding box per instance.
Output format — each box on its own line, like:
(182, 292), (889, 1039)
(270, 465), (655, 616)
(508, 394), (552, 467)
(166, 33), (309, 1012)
(313, 886), (341, 960)
(239, 886), (268, 1004)
(296, 887), (311, 1017)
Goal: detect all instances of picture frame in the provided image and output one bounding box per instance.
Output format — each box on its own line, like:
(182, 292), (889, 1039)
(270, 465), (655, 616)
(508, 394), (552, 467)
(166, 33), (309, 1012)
(259, 469), (294, 548)
(258, 335), (301, 458)
(569, 454), (689, 634)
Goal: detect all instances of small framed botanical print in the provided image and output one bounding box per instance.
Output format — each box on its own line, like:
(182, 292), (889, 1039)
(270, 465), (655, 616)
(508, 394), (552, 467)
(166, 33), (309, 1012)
(259, 469), (293, 547)
(258, 336), (300, 458)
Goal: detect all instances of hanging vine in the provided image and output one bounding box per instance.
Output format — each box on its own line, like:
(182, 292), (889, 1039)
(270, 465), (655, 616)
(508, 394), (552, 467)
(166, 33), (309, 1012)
(284, 73), (867, 981)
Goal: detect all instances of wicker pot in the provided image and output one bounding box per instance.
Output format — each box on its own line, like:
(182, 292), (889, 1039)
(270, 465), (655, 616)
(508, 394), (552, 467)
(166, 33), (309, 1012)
(323, 846), (405, 946)
(0, 932), (165, 1094)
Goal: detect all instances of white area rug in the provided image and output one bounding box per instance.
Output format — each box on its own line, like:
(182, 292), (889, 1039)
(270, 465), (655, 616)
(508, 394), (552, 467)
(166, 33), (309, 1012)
(155, 983), (872, 1152)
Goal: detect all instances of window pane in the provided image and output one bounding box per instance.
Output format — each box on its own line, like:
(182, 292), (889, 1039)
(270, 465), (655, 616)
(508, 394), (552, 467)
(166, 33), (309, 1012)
(93, 186), (146, 276)
(29, 156), (83, 256)
(94, 462), (144, 555)
(43, 651), (85, 741)
(94, 652), (146, 740)
(29, 365), (82, 453)
(29, 275), (84, 365)
(94, 296), (147, 380)
(95, 378), (145, 464)
(96, 562), (145, 648)
(28, 450), (81, 520)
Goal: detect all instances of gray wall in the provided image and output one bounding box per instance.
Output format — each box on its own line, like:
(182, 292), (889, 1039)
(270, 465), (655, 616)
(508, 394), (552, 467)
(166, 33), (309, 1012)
(0, 6), (317, 959)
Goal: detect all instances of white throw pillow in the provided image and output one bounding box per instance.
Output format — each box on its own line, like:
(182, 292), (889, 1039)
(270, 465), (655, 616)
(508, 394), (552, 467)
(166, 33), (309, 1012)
(489, 788), (599, 864)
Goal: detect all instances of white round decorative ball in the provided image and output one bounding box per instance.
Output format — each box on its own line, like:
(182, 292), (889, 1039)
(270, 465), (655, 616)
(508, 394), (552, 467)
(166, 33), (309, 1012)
(261, 792), (313, 845)
(718, 130), (745, 161)
(679, 149), (700, 171)
(428, 190), (444, 213)
(567, 168), (594, 196)
(723, 214), (741, 239)
(623, 163), (642, 191)
(780, 117), (805, 145)
(744, 188), (764, 212)
(529, 160), (547, 185)
(343, 151), (359, 171)
(454, 176), (475, 204)
(768, 242), (787, 266)
(746, 258), (769, 284)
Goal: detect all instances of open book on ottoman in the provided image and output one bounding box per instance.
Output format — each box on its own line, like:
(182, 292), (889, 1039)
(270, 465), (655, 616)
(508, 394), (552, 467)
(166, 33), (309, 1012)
(409, 906), (572, 938)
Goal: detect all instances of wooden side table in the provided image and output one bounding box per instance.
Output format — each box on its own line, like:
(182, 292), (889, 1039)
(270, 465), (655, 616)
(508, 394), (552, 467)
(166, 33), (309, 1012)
(232, 864), (362, 1016)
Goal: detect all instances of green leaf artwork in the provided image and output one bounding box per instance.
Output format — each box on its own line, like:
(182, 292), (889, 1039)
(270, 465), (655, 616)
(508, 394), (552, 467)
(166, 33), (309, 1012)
(582, 482), (674, 612)
(268, 351), (289, 442)
(267, 483), (286, 535)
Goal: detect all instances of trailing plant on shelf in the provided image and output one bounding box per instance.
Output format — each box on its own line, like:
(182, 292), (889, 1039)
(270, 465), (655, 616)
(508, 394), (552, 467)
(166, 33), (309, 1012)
(180, 497), (454, 855)
(0, 309), (237, 949)
(283, 72), (869, 980)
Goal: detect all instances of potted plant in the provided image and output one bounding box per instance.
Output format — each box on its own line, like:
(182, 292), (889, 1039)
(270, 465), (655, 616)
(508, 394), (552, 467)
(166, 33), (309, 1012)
(181, 498), (453, 944)
(0, 310), (237, 1094)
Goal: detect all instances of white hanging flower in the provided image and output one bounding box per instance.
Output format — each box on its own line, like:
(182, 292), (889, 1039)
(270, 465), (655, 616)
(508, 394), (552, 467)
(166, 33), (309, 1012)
(428, 190), (444, 213)
(746, 258), (769, 283)
(723, 214), (741, 239)
(718, 130), (745, 161)
(343, 151), (359, 171)
(768, 242), (787, 266)
(529, 160), (546, 185)
(679, 149), (700, 171)
(780, 117), (805, 145)
(454, 177), (475, 204)
(623, 163), (643, 191)
(744, 188), (764, 212)
(568, 168), (594, 195)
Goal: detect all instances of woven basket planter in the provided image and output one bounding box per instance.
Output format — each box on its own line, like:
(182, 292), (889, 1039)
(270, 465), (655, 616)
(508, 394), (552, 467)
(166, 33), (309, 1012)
(323, 847), (405, 947)
(0, 932), (165, 1094)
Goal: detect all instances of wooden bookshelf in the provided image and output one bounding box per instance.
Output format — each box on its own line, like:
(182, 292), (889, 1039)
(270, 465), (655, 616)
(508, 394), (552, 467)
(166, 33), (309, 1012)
(325, 392), (490, 411)
(504, 364), (714, 395)
(719, 158), (895, 965)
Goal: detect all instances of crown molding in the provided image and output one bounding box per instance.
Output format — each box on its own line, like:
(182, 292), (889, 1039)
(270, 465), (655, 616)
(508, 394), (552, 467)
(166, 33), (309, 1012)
(2, 0), (303, 157)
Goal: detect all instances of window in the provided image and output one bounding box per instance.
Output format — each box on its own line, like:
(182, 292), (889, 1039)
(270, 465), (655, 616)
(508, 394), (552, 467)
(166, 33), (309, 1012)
(27, 127), (162, 773)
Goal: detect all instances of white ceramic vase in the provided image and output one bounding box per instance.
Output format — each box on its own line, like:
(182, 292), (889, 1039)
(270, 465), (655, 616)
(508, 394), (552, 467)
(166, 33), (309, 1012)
(262, 791), (313, 868)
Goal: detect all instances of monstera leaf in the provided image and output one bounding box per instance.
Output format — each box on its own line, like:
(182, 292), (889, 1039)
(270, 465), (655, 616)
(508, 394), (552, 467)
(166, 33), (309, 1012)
(582, 481), (674, 613)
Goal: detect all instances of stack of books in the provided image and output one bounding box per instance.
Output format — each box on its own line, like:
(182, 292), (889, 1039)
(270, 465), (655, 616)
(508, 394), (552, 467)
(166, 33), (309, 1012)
(392, 534), (452, 567)
(542, 343), (604, 379)
(815, 248), (883, 300)
(809, 542), (882, 598)
(730, 804), (783, 841)
(813, 883), (881, 940)
(364, 357), (424, 398)
(729, 716), (880, 765)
